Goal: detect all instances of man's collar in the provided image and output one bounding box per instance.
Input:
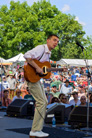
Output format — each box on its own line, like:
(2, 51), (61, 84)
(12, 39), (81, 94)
(44, 44), (51, 54)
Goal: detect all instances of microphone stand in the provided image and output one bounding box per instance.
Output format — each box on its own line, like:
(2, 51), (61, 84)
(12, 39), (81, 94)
(80, 47), (92, 135)
(0, 59), (3, 118)
(0, 59), (3, 105)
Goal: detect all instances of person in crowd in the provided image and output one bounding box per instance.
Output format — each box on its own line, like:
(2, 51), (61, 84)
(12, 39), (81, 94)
(80, 96), (87, 106)
(12, 89), (22, 101)
(60, 79), (72, 96)
(88, 80), (92, 92)
(6, 67), (13, 76)
(0, 65), (5, 77)
(69, 89), (81, 107)
(47, 92), (53, 105)
(50, 77), (61, 90)
(45, 86), (50, 94)
(7, 74), (16, 99)
(1, 76), (10, 90)
(24, 34), (59, 137)
(82, 76), (88, 87)
(24, 87), (35, 101)
(75, 67), (80, 74)
(0, 83), (5, 101)
(78, 85), (86, 98)
(16, 81), (20, 89)
(43, 78), (51, 90)
(51, 97), (60, 103)
(45, 86), (50, 99)
(51, 97), (59, 104)
(49, 84), (60, 98)
(58, 93), (65, 100)
(71, 72), (77, 81)
(46, 96), (59, 109)
(15, 68), (19, 80)
(58, 74), (64, 91)
(12, 66), (16, 74)
(2, 89), (12, 107)
(60, 94), (69, 104)
(18, 80), (28, 98)
(74, 77), (80, 87)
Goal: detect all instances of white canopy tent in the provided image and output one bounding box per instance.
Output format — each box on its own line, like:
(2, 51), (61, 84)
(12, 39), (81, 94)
(0, 58), (6, 63)
(6, 53), (25, 62)
(6, 53), (55, 64)
(0, 57), (12, 65)
(56, 59), (92, 67)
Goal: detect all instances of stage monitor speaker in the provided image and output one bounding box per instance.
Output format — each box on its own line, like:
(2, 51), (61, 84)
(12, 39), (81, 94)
(68, 106), (92, 128)
(45, 103), (65, 124)
(7, 99), (34, 117)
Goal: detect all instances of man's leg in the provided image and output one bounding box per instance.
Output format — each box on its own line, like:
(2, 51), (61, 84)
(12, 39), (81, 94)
(27, 81), (48, 131)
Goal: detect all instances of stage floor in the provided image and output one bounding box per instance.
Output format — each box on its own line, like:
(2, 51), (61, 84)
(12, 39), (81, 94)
(0, 111), (91, 138)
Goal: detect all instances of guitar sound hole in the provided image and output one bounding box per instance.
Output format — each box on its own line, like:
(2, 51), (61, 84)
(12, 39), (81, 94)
(39, 67), (47, 77)
(43, 67), (45, 73)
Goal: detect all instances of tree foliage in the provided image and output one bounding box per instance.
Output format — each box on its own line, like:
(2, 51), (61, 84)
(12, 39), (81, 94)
(0, 0), (90, 60)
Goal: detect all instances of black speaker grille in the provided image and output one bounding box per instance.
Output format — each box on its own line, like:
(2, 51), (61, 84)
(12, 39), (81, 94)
(68, 106), (92, 127)
(10, 99), (28, 106)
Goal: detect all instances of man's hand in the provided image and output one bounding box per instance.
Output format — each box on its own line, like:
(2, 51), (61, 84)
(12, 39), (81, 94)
(36, 67), (43, 74)
(26, 58), (43, 74)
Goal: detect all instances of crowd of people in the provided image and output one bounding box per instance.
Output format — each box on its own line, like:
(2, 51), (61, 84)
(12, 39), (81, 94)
(0, 64), (92, 113)
(42, 66), (92, 108)
(0, 65), (34, 108)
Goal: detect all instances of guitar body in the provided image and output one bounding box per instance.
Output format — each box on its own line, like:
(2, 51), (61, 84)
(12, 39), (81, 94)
(24, 59), (51, 83)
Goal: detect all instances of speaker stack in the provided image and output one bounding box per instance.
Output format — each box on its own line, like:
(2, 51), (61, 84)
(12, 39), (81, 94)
(7, 99), (35, 117)
(68, 106), (92, 128)
(45, 103), (72, 124)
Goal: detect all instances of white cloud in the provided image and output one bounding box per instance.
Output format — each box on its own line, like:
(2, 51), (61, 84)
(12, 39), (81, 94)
(75, 16), (86, 26)
(62, 4), (70, 12)
(27, 0), (40, 5)
(75, 16), (79, 21)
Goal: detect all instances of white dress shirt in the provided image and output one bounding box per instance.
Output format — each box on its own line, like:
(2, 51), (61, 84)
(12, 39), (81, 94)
(24, 44), (51, 62)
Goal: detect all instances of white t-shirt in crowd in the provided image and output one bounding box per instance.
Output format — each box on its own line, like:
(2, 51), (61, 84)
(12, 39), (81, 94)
(12, 96), (22, 101)
(69, 99), (81, 106)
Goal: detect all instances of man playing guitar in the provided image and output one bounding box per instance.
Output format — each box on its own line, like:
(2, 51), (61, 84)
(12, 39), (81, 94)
(24, 34), (59, 138)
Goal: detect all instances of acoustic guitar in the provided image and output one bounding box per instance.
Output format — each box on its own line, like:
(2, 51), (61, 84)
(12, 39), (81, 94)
(24, 59), (65, 83)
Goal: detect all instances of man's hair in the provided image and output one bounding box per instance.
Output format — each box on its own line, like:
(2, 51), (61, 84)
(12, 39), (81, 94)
(47, 34), (59, 39)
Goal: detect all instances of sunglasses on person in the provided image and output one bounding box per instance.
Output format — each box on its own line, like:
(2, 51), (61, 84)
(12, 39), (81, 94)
(62, 97), (67, 100)
(73, 93), (78, 95)
(81, 98), (86, 100)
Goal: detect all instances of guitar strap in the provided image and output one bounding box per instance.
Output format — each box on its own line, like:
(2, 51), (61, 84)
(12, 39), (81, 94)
(38, 45), (45, 61)
(38, 45), (50, 62)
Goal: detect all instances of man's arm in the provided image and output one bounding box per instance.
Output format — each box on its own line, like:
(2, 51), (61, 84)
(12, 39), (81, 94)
(26, 58), (43, 74)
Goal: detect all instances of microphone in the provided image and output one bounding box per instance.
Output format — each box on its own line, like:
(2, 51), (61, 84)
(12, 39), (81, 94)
(76, 41), (84, 51)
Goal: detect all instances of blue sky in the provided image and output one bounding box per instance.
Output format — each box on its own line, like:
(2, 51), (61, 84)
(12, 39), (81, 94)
(0, 0), (92, 38)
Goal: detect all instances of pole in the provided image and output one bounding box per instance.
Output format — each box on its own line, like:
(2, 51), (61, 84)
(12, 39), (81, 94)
(76, 41), (91, 131)
(78, 45), (92, 134)
(83, 52), (90, 130)
(0, 58), (3, 105)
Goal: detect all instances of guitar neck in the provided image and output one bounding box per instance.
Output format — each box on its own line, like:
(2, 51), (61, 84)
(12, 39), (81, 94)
(47, 68), (63, 72)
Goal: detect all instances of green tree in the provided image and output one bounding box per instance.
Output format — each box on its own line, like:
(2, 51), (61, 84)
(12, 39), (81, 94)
(0, 0), (87, 60)
(79, 36), (92, 59)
